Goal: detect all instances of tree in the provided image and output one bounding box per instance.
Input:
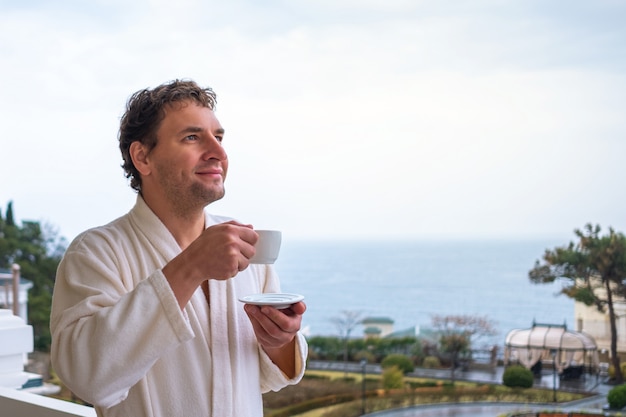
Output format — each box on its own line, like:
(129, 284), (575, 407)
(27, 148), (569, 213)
(0, 201), (67, 350)
(306, 336), (344, 360)
(431, 314), (497, 381)
(306, 335), (422, 363)
(5, 201), (15, 227)
(330, 310), (363, 368)
(529, 224), (626, 384)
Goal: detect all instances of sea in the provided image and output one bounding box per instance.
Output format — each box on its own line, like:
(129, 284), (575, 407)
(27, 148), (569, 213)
(273, 238), (574, 349)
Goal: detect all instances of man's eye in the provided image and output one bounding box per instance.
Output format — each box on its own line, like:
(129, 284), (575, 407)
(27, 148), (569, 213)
(184, 135), (199, 141)
(215, 136), (223, 143)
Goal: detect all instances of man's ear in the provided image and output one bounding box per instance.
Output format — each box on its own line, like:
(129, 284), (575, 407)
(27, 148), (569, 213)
(130, 142), (151, 176)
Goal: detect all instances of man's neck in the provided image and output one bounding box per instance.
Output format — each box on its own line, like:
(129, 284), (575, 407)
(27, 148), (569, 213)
(141, 193), (206, 250)
(164, 212), (205, 250)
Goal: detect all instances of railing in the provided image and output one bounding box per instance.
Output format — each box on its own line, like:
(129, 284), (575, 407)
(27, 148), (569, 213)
(0, 387), (96, 417)
(507, 413), (605, 417)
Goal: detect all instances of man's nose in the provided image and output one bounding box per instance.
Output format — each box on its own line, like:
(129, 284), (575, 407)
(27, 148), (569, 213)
(203, 136), (227, 160)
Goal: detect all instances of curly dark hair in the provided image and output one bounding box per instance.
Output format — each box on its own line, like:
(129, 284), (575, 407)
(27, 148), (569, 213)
(118, 79), (217, 192)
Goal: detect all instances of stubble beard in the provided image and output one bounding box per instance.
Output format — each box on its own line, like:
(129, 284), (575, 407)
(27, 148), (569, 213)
(161, 176), (226, 220)
(191, 182), (225, 208)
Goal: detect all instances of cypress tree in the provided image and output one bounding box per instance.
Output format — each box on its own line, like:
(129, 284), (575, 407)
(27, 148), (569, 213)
(6, 201), (15, 227)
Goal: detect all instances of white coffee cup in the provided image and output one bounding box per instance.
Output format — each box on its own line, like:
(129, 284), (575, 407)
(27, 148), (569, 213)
(250, 230), (282, 264)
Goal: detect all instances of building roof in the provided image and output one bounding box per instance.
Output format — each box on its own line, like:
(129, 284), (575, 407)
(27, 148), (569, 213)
(364, 327), (382, 335)
(505, 322), (597, 351)
(362, 317), (394, 325)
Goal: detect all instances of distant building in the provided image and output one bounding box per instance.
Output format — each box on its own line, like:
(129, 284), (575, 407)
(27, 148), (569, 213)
(575, 296), (626, 362)
(361, 317), (394, 338)
(0, 266), (33, 322)
(386, 325), (420, 339)
(363, 326), (382, 339)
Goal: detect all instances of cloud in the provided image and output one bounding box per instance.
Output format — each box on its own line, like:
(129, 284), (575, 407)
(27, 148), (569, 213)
(1, 0), (625, 241)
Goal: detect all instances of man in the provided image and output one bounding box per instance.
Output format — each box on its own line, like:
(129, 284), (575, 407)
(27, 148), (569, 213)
(50, 79), (308, 417)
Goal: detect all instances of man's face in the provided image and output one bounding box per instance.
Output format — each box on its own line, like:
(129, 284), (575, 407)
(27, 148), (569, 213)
(144, 101), (228, 214)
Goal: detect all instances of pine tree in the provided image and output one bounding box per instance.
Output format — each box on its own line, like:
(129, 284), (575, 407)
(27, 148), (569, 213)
(530, 224), (626, 384)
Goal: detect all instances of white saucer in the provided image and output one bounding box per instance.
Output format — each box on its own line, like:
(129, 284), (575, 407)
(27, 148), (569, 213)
(238, 293), (304, 309)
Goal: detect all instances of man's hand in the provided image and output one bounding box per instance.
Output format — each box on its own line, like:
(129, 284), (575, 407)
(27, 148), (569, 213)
(181, 221), (258, 280)
(244, 301), (306, 378)
(163, 221), (258, 309)
(244, 301), (306, 349)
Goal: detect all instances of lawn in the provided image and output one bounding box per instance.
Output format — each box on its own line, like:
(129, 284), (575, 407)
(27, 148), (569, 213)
(262, 370), (589, 417)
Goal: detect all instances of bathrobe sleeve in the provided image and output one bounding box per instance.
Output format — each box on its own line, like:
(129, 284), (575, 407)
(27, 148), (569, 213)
(254, 265), (308, 392)
(50, 230), (194, 408)
(259, 332), (308, 393)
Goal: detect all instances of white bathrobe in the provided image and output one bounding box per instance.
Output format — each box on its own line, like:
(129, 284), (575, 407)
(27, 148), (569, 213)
(50, 196), (307, 417)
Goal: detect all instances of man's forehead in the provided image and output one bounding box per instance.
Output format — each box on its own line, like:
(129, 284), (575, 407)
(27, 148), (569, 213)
(160, 101), (223, 132)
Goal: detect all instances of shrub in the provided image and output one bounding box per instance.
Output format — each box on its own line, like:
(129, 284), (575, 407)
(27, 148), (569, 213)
(407, 380), (438, 389)
(382, 366), (404, 390)
(502, 365), (533, 388)
(354, 350), (376, 364)
(608, 363), (626, 380)
(422, 356), (441, 369)
(608, 384), (626, 410)
(381, 354), (414, 374)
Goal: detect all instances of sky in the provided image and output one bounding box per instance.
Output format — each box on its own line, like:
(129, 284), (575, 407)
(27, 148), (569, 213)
(1, 0), (625, 243)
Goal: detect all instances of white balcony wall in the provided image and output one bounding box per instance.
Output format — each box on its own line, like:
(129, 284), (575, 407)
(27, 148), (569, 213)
(0, 387), (96, 417)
